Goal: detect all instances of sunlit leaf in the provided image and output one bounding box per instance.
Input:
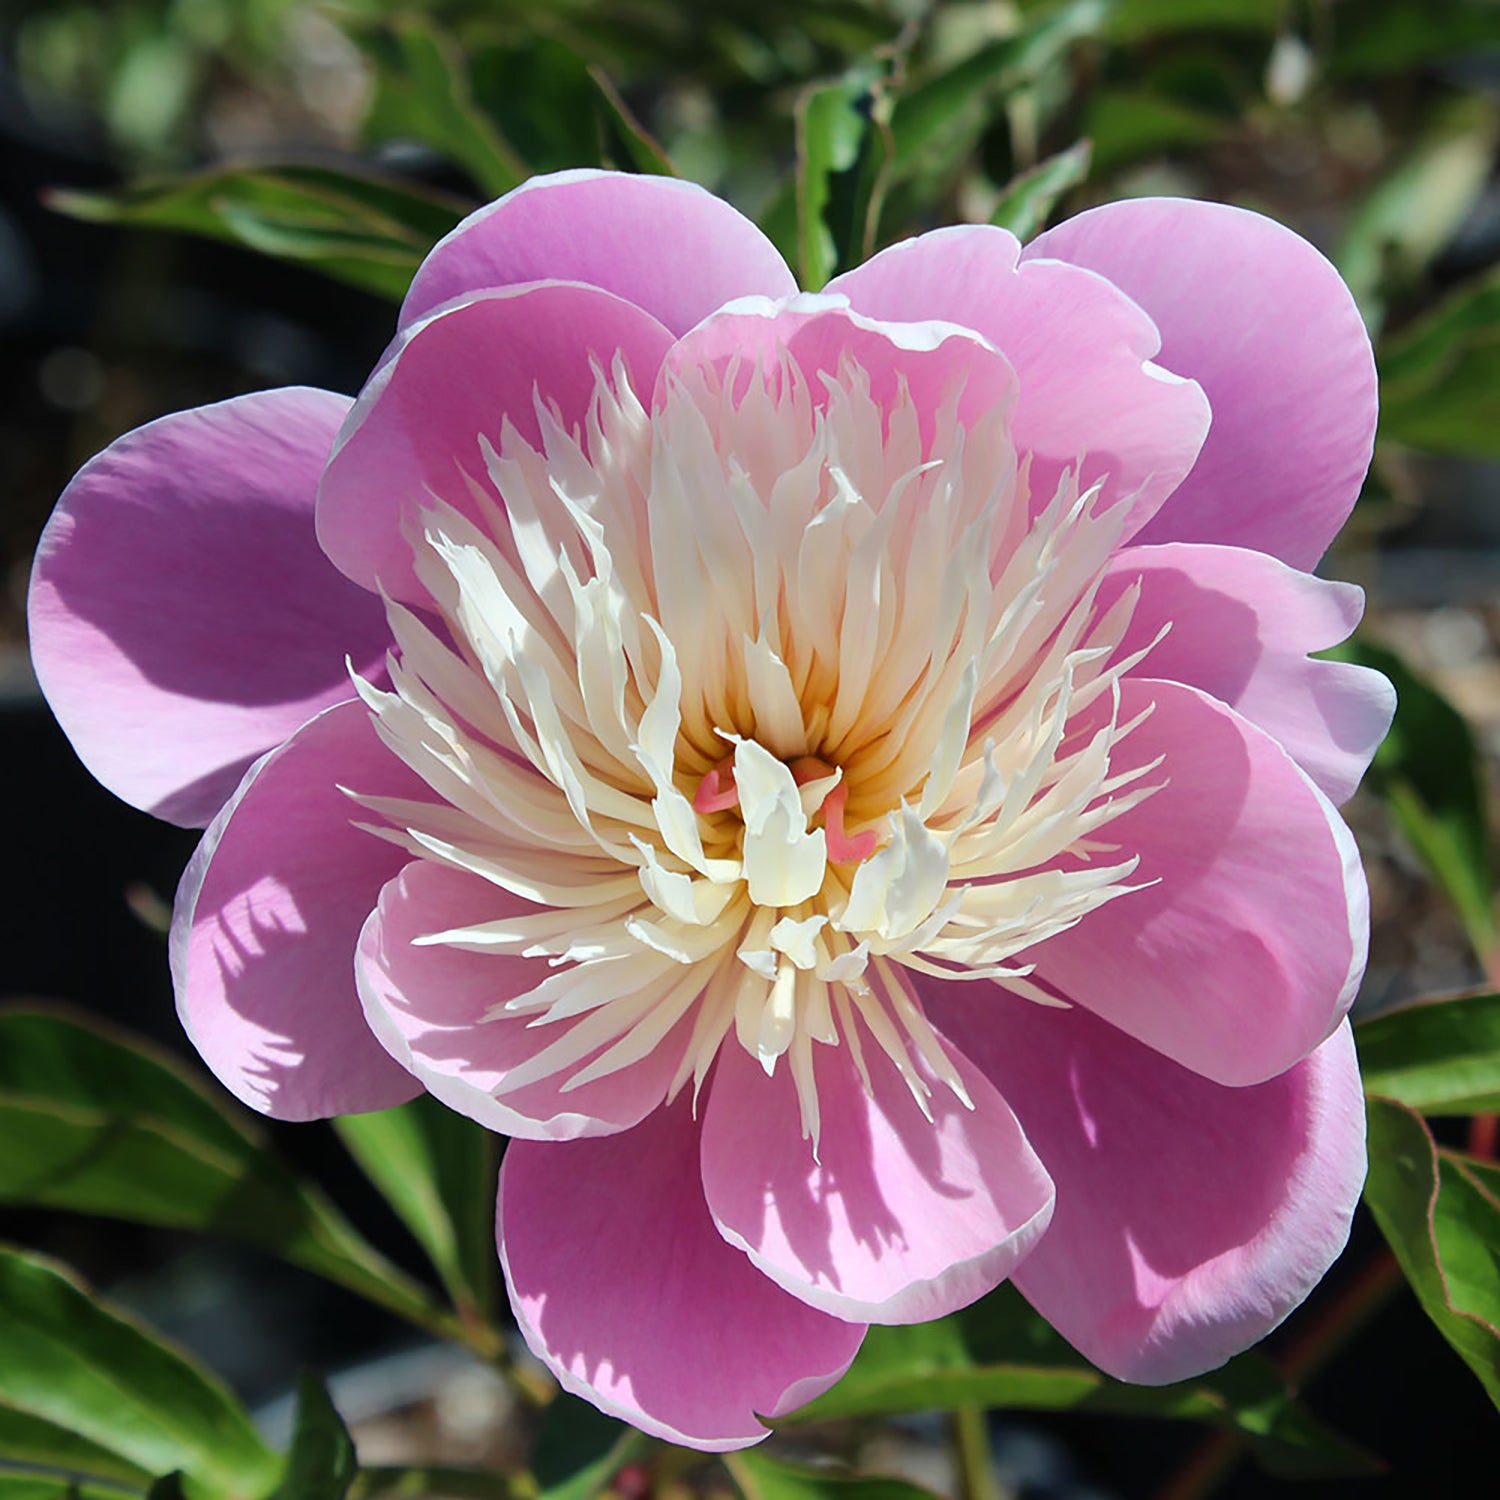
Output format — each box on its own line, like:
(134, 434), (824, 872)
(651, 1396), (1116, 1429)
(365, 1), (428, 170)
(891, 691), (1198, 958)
(783, 1285), (1375, 1476)
(1364, 1097), (1500, 1407)
(796, 70), (877, 288)
(1336, 640), (1496, 964)
(335, 1094), (500, 1328)
(728, 1450), (942, 1500)
(1357, 991), (1500, 1114)
(271, 1375), (356, 1500)
(988, 138), (1091, 238)
(49, 165), (470, 301)
(0, 1247), (279, 1498)
(0, 1007), (457, 1341)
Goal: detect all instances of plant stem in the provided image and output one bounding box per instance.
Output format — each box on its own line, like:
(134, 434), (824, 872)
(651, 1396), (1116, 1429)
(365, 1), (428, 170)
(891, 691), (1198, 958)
(953, 1405), (1004, 1500)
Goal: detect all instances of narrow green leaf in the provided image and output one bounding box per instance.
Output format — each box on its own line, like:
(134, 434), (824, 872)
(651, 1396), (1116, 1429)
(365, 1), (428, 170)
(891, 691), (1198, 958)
(0, 1400), (156, 1489)
(890, 0), (1108, 178)
(272, 1375), (357, 1500)
(1356, 990), (1500, 1113)
(784, 1286), (1375, 1477)
(1379, 263), (1500, 457)
(1364, 1096), (1500, 1406)
(0, 1478), (142, 1500)
(988, 138), (1091, 239)
(0, 1007), (458, 1343)
(1336, 640), (1495, 962)
(1081, 88), (1226, 175)
(728, 1450), (942, 1500)
(357, 16), (527, 197)
(0, 1246), (279, 1498)
(1330, 0), (1500, 77)
(334, 1094), (500, 1325)
(796, 73), (873, 289)
(584, 65), (679, 176)
(48, 165), (470, 301)
(534, 1405), (650, 1500)
(1337, 100), (1499, 330)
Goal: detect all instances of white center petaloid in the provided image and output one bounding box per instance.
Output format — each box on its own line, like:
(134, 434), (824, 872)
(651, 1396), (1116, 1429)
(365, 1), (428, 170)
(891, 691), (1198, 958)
(353, 345), (1163, 1146)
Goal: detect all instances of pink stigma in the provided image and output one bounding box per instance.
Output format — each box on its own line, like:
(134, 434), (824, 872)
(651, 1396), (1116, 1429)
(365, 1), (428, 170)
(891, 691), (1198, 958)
(692, 754), (878, 863)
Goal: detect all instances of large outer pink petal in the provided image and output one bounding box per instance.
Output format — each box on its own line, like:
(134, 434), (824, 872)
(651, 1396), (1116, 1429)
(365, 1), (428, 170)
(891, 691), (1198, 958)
(318, 282), (675, 599)
(28, 389), (392, 827)
(170, 699), (421, 1119)
(401, 168), (797, 334)
(926, 985), (1366, 1383)
(1027, 198), (1376, 568)
(357, 860), (690, 1140)
(825, 226), (1209, 538)
(1027, 678), (1366, 1087)
(1100, 542), (1395, 805)
(499, 1097), (865, 1450)
(700, 1031), (1053, 1324)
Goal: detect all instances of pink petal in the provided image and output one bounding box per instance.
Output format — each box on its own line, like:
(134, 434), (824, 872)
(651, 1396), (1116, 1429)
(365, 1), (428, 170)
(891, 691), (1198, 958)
(826, 226), (1209, 538)
(700, 1030), (1054, 1325)
(1029, 678), (1366, 1087)
(357, 860), (690, 1140)
(1027, 198), (1376, 568)
(927, 985), (1366, 1383)
(662, 294), (1019, 454)
(402, 168), (797, 334)
(318, 283), (675, 599)
(1100, 542), (1395, 805)
(28, 389), (392, 827)
(170, 699), (422, 1119)
(499, 1097), (866, 1450)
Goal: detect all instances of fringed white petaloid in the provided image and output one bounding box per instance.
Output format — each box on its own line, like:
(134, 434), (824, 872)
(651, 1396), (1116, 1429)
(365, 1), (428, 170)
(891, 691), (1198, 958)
(351, 348), (1163, 1147)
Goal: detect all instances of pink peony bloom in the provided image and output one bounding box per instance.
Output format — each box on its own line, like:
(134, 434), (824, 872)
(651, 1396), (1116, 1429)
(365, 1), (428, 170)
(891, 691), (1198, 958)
(30, 170), (1394, 1449)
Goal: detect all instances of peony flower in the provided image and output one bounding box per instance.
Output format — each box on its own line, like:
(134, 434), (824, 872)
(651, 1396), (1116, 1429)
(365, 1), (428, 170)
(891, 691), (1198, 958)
(30, 170), (1394, 1449)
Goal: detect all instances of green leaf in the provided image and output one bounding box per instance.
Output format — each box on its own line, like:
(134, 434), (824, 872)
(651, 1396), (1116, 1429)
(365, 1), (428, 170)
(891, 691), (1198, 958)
(0, 1246), (279, 1498)
(889, 0), (1108, 178)
(335, 1094), (500, 1327)
(584, 65), (679, 176)
(1356, 990), (1500, 1114)
(1337, 101), (1499, 330)
(49, 165), (470, 301)
(531, 1393), (635, 1500)
(784, 1286), (1376, 1478)
(357, 16), (527, 197)
(0, 1478), (144, 1500)
(796, 71), (875, 289)
(1335, 640), (1495, 963)
(0, 1007), (459, 1342)
(1364, 1096), (1500, 1406)
(1081, 88), (1226, 175)
(988, 138), (1091, 239)
(728, 1450), (942, 1500)
(0, 1400), (156, 1488)
(272, 1375), (357, 1500)
(1379, 263), (1500, 458)
(1105, 0), (1281, 39)
(1330, 0), (1500, 77)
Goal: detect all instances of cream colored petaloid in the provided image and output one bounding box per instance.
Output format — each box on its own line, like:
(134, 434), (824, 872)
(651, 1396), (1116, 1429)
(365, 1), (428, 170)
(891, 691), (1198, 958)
(349, 345), (1163, 1148)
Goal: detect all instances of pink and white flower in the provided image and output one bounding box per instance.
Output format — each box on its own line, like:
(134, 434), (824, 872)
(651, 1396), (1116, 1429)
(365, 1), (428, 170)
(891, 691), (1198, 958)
(29, 170), (1393, 1448)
